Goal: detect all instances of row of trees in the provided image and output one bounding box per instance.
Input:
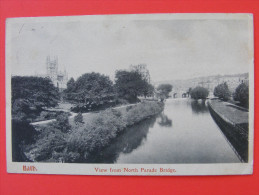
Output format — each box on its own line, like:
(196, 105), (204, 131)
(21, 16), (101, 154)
(214, 82), (249, 108)
(188, 81), (248, 108)
(64, 65), (172, 107)
(12, 64), (174, 120)
(64, 65), (154, 105)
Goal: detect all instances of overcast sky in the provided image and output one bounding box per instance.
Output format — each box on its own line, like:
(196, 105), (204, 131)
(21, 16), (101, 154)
(8, 16), (251, 82)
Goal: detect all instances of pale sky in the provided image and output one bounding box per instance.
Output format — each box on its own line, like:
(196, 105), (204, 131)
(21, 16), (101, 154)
(8, 15), (251, 82)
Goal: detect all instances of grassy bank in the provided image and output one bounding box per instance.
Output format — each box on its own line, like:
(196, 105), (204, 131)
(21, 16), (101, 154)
(24, 101), (164, 162)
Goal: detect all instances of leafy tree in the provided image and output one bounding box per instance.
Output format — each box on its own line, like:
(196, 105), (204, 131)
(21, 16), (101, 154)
(12, 76), (59, 108)
(143, 83), (155, 98)
(12, 76), (60, 121)
(156, 84), (173, 101)
(233, 82), (249, 108)
(214, 82), (231, 101)
(130, 64), (151, 83)
(66, 77), (75, 92)
(130, 64), (154, 98)
(190, 86), (209, 100)
(64, 72), (115, 104)
(115, 70), (150, 103)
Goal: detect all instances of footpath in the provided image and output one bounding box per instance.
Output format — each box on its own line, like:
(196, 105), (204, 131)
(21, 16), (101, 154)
(208, 99), (248, 125)
(30, 103), (138, 126)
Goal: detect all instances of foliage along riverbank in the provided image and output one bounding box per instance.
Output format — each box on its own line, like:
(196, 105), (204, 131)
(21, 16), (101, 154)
(23, 101), (164, 163)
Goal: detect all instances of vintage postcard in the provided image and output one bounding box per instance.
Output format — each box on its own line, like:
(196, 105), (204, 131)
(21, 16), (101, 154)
(6, 13), (254, 175)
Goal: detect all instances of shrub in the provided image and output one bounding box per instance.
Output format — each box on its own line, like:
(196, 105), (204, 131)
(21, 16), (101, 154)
(126, 105), (133, 112)
(24, 124), (67, 162)
(214, 82), (231, 101)
(233, 82), (249, 108)
(12, 120), (38, 162)
(190, 86), (209, 100)
(25, 101), (164, 162)
(74, 112), (84, 125)
(67, 108), (127, 160)
(66, 101), (163, 161)
(55, 113), (71, 133)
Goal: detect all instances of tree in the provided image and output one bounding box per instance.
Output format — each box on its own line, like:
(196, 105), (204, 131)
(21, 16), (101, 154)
(64, 72), (115, 104)
(233, 82), (249, 108)
(129, 64), (154, 98)
(12, 76), (60, 120)
(156, 84), (173, 101)
(190, 86), (209, 100)
(66, 77), (75, 92)
(130, 64), (151, 83)
(214, 82), (231, 101)
(143, 83), (155, 98)
(12, 76), (59, 108)
(115, 70), (150, 103)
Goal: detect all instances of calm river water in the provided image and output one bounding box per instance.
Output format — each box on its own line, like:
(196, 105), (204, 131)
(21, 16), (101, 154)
(86, 99), (241, 164)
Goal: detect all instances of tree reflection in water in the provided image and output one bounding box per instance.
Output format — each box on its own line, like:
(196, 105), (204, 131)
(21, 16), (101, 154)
(81, 115), (157, 163)
(157, 112), (172, 127)
(190, 100), (209, 114)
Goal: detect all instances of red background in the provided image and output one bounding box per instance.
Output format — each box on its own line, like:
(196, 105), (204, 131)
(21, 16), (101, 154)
(0, 0), (258, 194)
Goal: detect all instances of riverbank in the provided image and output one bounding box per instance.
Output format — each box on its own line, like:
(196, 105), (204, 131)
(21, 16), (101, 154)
(208, 99), (248, 162)
(30, 103), (137, 126)
(24, 101), (164, 162)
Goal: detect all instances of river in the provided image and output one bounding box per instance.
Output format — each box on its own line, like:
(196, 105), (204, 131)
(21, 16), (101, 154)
(85, 98), (241, 164)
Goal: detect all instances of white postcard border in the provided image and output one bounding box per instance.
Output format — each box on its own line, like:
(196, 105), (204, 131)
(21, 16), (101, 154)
(6, 13), (254, 176)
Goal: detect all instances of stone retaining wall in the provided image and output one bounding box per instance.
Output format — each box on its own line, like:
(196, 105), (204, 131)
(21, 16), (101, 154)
(208, 101), (248, 162)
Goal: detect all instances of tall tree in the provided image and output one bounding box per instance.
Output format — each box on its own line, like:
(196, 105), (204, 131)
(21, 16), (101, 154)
(233, 82), (249, 108)
(12, 76), (59, 109)
(12, 76), (60, 121)
(66, 77), (75, 93)
(130, 64), (151, 83)
(190, 86), (209, 100)
(214, 82), (231, 101)
(115, 70), (150, 103)
(64, 72), (115, 104)
(156, 84), (173, 101)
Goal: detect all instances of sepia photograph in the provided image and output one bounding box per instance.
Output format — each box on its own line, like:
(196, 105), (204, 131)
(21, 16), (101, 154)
(6, 13), (254, 175)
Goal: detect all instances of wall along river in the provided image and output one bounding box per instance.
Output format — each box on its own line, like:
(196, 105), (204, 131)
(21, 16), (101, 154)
(84, 98), (241, 164)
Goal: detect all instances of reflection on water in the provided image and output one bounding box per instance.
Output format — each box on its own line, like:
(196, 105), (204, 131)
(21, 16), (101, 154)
(190, 100), (209, 114)
(85, 98), (240, 164)
(82, 116), (156, 163)
(157, 112), (172, 127)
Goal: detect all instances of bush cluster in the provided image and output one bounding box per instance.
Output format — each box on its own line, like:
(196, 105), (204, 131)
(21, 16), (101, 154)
(233, 82), (249, 108)
(24, 101), (164, 162)
(74, 112), (84, 125)
(214, 82), (231, 101)
(190, 86), (209, 100)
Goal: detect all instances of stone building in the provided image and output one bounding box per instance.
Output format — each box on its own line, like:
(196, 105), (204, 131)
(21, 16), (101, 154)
(45, 56), (68, 90)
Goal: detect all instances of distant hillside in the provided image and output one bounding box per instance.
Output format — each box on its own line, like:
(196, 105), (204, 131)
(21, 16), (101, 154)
(154, 73), (248, 94)
(155, 73), (248, 86)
